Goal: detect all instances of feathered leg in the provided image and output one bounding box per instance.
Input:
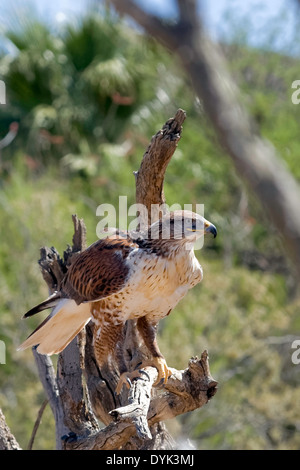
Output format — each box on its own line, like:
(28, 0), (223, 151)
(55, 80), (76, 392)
(136, 316), (173, 384)
(93, 320), (125, 370)
(115, 316), (173, 394)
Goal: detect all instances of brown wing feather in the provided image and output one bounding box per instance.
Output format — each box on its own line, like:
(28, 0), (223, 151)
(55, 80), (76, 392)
(61, 236), (137, 304)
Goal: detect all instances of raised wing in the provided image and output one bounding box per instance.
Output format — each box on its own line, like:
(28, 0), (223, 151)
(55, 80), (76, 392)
(61, 236), (138, 304)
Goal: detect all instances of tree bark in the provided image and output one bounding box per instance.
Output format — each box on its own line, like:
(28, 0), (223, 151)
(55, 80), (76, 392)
(135, 108), (186, 228)
(0, 408), (21, 450)
(63, 352), (216, 450)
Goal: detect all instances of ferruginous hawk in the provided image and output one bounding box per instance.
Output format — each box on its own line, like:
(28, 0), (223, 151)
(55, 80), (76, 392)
(18, 210), (217, 393)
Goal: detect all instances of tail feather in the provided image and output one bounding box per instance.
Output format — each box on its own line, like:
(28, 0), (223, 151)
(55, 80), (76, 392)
(23, 292), (61, 319)
(18, 299), (91, 355)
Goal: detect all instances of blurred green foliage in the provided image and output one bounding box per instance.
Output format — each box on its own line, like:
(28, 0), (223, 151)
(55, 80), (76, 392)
(0, 6), (300, 450)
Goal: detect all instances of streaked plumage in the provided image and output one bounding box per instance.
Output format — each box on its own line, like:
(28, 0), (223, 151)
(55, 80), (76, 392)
(18, 210), (217, 392)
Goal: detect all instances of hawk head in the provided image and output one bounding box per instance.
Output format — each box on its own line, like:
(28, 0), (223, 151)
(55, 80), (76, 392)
(147, 210), (217, 242)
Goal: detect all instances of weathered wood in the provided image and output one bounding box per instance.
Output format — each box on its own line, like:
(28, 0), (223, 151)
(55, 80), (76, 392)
(63, 352), (217, 450)
(32, 348), (70, 449)
(57, 333), (99, 442)
(0, 408), (21, 450)
(27, 399), (48, 450)
(109, 367), (158, 440)
(135, 108), (186, 228)
(108, 352), (218, 442)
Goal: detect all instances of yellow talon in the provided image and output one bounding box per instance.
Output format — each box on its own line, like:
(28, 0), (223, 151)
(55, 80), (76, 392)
(115, 370), (144, 395)
(115, 356), (172, 394)
(140, 356), (173, 385)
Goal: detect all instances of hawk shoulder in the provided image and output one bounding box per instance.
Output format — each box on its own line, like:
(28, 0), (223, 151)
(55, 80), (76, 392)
(61, 236), (138, 304)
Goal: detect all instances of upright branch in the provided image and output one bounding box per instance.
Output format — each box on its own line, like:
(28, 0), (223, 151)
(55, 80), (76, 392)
(135, 108), (186, 228)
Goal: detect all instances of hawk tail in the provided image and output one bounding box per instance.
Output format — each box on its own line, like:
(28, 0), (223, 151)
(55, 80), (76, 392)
(18, 299), (91, 355)
(23, 292), (61, 318)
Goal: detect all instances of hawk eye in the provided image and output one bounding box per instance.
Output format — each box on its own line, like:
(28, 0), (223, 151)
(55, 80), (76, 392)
(192, 220), (197, 231)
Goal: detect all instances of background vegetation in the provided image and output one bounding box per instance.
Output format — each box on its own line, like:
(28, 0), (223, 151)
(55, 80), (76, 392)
(0, 2), (300, 450)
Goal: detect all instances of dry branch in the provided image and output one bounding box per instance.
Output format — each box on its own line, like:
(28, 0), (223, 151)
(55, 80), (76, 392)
(27, 399), (48, 450)
(32, 347), (70, 449)
(109, 366), (158, 440)
(63, 352), (217, 450)
(135, 108), (186, 228)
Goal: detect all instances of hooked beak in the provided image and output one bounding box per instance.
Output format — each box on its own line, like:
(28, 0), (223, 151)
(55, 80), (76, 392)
(204, 221), (217, 238)
(186, 220), (217, 238)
